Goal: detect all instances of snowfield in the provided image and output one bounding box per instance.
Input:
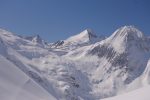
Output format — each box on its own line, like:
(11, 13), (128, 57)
(102, 85), (150, 100)
(0, 26), (150, 100)
(0, 55), (56, 100)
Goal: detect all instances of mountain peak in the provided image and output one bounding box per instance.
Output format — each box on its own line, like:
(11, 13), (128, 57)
(82, 28), (97, 38)
(98, 26), (147, 54)
(50, 29), (101, 49)
(32, 35), (43, 44)
(111, 25), (144, 39)
(66, 29), (97, 44)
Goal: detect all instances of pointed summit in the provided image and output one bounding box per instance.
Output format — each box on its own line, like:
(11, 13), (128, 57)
(23, 34), (45, 45)
(104, 26), (146, 53)
(32, 35), (43, 44)
(66, 29), (97, 44)
(83, 28), (97, 39)
(110, 25), (144, 40)
(50, 29), (101, 49)
(91, 26), (147, 54)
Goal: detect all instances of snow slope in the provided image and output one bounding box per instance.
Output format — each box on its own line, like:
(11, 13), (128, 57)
(0, 55), (56, 100)
(102, 85), (150, 100)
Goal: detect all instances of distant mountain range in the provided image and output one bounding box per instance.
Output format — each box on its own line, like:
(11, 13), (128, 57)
(0, 26), (150, 100)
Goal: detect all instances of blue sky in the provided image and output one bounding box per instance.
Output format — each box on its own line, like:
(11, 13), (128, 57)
(0, 0), (150, 42)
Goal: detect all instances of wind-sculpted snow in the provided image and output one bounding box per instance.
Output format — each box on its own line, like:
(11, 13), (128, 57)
(0, 26), (150, 100)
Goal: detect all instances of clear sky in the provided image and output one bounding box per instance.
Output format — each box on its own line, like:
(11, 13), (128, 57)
(0, 0), (150, 42)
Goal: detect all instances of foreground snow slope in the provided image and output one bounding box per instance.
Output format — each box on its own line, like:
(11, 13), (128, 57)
(0, 55), (56, 100)
(102, 85), (150, 100)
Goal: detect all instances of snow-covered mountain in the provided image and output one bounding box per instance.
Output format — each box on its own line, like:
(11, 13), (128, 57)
(87, 26), (150, 98)
(50, 29), (104, 50)
(0, 26), (150, 100)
